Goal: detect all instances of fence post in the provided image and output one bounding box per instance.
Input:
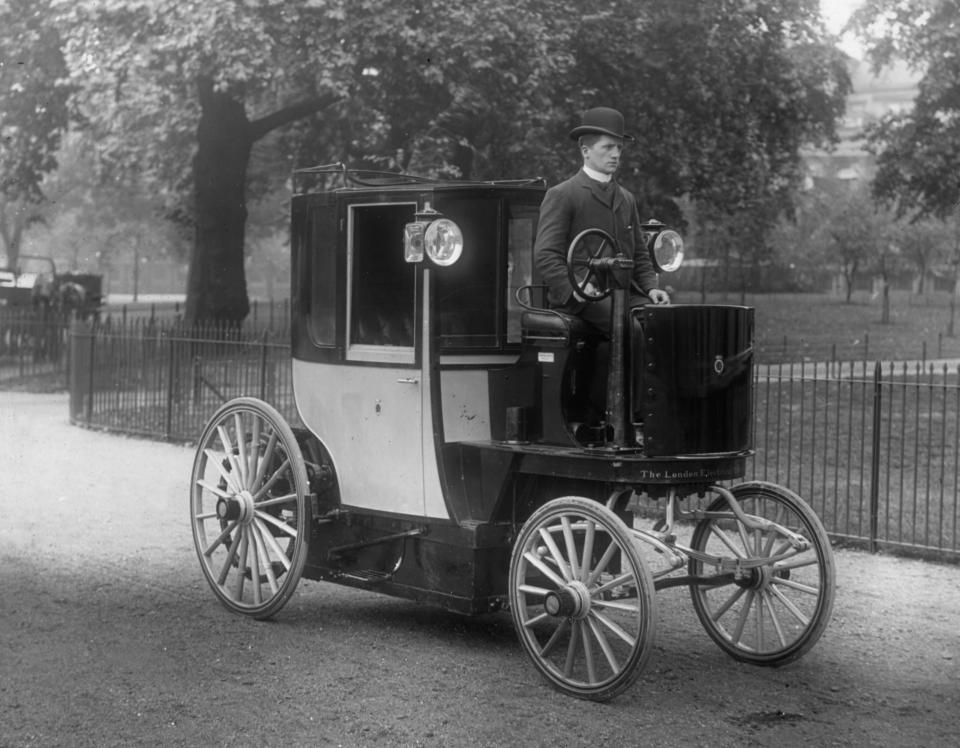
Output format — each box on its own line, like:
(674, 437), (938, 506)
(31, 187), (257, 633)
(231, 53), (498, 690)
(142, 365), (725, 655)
(259, 331), (268, 401)
(67, 318), (88, 422)
(869, 360), (882, 553)
(86, 321), (96, 423)
(64, 311), (74, 388)
(18, 318), (25, 378)
(165, 333), (176, 439)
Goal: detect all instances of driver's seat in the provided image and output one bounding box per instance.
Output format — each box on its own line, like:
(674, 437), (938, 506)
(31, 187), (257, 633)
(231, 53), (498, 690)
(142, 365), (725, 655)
(514, 286), (610, 445)
(516, 284), (607, 347)
(521, 309), (601, 346)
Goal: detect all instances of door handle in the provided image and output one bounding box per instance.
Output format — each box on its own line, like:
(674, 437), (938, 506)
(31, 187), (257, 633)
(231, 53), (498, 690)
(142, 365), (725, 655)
(396, 377), (419, 384)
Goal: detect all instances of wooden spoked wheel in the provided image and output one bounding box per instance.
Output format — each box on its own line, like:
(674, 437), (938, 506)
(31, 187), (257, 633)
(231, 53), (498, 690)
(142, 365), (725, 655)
(190, 397), (311, 619)
(689, 481), (835, 665)
(508, 497), (657, 701)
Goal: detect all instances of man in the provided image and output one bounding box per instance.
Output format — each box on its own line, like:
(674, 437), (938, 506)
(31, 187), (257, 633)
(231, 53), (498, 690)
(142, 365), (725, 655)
(534, 106), (669, 333)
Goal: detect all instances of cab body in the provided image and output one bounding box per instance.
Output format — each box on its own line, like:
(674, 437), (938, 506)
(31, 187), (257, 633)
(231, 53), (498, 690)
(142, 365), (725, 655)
(287, 169), (752, 612)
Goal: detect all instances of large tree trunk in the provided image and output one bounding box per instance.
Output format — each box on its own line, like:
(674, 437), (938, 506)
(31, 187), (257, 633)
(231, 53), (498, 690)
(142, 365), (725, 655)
(185, 79), (338, 326)
(0, 197), (29, 269)
(185, 77), (253, 326)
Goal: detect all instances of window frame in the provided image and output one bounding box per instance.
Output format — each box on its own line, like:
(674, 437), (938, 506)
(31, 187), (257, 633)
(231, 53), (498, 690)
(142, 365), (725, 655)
(345, 201), (419, 365)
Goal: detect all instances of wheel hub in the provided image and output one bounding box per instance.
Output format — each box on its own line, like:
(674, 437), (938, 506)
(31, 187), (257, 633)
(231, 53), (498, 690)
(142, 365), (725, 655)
(543, 581), (591, 619)
(216, 490), (255, 524)
(736, 564), (772, 591)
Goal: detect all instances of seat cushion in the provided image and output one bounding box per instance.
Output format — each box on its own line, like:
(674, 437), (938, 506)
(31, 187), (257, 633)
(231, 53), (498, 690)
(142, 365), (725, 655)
(521, 310), (599, 340)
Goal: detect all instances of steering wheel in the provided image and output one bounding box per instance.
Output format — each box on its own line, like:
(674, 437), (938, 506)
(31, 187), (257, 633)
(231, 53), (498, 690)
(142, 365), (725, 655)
(566, 228), (620, 301)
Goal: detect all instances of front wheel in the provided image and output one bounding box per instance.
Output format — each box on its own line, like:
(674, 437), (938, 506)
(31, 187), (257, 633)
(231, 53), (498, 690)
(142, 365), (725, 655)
(509, 497), (657, 701)
(190, 397), (311, 619)
(689, 481), (835, 665)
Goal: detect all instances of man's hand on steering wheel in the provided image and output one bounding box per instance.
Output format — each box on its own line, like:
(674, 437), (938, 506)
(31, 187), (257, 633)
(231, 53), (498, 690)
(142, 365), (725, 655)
(573, 281), (600, 302)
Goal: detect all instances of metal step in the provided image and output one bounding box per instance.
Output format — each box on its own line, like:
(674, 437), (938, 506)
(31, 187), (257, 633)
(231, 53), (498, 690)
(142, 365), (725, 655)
(337, 568), (393, 584)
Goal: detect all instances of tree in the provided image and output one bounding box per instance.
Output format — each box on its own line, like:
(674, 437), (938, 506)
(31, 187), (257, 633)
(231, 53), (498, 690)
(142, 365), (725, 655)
(57, 0), (573, 324)
(852, 0), (960, 219)
(54, 0), (850, 325)
(873, 233), (905, 323)
(327, 0), (851, 271)
(587, 1), (850, 242)
(275, 0), (577, 179)
(0, 0), (71, 267)
(57, 0), (346, 325)
(828, 186), (887, 302)
(895, 217), (953, 294)
(768, 178), (839, 292)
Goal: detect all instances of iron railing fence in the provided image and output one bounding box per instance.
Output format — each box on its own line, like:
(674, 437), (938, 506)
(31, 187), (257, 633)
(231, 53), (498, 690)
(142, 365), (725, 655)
(753, 360), (960, 560)
(8, 299), (959, 392)
(99, 298), (292, 334)
(69, 318), (295, 441)
(0, 298), (291, 389)
(0, 306), (72, 386)
(58, 318), (960, 562)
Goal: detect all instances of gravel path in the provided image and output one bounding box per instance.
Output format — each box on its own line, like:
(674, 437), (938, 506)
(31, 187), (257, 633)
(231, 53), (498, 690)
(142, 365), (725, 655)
(1, 392), (958, 747)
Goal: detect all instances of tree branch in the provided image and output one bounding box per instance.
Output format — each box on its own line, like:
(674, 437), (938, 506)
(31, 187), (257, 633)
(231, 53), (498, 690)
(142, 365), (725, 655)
(248, 95), (341, 142)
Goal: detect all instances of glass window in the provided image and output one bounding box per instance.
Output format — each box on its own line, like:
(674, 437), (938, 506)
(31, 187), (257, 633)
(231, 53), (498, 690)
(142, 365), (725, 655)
(348, 203), (417, 350)
(434, 197), (499, 349)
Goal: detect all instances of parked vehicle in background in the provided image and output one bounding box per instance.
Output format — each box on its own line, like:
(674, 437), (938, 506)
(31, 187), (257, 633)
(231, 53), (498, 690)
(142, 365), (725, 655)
(0, 255), (103, 321)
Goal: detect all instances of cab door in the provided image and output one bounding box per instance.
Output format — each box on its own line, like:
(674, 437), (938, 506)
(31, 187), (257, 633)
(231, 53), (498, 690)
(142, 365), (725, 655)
(337, 202), (426, 516)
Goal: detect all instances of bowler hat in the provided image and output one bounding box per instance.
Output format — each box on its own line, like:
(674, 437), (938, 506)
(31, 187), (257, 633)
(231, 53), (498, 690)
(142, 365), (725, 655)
(569, 107), (634, 141)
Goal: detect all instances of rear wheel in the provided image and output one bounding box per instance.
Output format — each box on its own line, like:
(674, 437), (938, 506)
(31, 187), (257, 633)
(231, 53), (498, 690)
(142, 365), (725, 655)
(689, 481), (835, 665)
(509, 497), (656, 701)
(190, 397), (310, 619)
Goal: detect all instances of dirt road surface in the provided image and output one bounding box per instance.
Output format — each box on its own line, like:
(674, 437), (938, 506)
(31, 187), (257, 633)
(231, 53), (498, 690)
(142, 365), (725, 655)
(1, 392), (958, 747)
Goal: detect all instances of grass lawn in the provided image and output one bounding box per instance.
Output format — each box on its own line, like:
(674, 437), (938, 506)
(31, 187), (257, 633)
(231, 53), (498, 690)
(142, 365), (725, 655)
(672, 288), (960, 364)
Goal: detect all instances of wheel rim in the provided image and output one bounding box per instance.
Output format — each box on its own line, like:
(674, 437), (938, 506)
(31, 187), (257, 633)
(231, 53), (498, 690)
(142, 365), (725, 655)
(190, 398), (310, 619)
(689, 483), (835, 665)
(509, 497), (656, 701)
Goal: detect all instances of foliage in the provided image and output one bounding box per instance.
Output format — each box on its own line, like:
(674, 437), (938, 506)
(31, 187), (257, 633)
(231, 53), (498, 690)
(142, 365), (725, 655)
(824, 183), (893, 302)
(17, 131), (187, 298)
(545, 0), (851, 295)
(279, 0), (576, 180)
(853, 0), (960, 219)
(56, 0), (347, 323)
(770, 179), (956, 303)
(893, 216), (955, 293)
(57, 0), (341, 199)
(44, 0), (850, 323)
(319, 0), (851, 220)
(0, 0), (72, 266)
(767, 179), (840, 290)
(616, 1), (849, 218)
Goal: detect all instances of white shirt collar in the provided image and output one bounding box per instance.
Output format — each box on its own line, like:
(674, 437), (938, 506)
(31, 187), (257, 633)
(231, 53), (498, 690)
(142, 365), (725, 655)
(582, 165), (612, 183)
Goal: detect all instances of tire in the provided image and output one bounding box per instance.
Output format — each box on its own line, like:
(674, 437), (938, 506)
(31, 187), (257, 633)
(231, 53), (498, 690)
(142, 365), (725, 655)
(190, 397), (311, 619)
(508, 496), (657, 701)
(688, 481), (835, 665)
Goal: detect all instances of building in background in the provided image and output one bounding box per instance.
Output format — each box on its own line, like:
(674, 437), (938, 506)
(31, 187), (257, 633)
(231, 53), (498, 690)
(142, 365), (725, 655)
(804, 56), (920, 185)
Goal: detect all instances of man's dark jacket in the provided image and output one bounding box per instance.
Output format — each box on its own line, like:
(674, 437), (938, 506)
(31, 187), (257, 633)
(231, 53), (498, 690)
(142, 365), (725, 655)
(534, 170), (659, 309)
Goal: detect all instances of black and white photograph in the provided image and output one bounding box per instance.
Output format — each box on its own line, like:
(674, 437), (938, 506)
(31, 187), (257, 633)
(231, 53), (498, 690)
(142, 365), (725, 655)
(1, 0), (957, 745)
